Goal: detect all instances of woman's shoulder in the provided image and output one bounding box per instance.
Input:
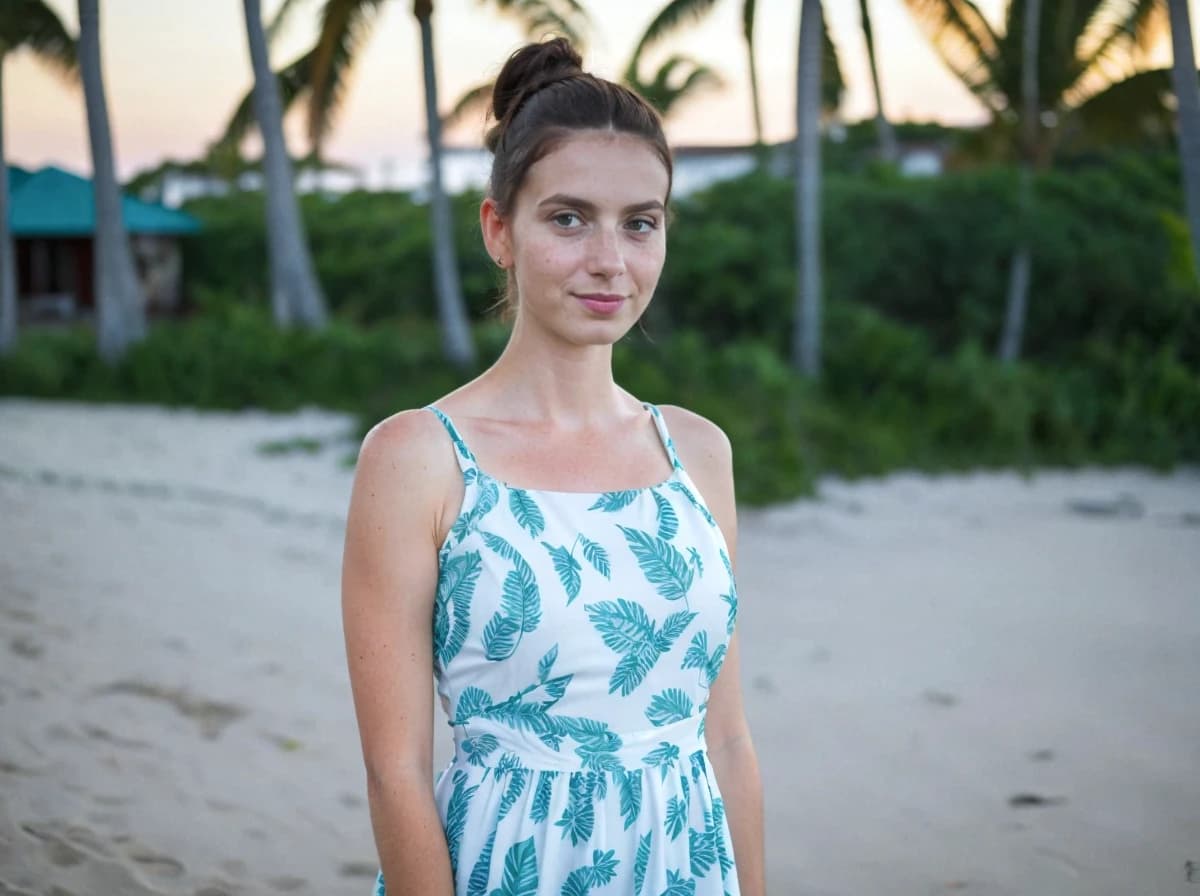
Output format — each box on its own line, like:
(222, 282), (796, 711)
(353, 406), (460, 491)
(654, 404), (732, 468)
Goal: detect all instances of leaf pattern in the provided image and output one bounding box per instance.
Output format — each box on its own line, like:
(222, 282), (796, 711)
(508, 488), (546, 538)
(417, 403), (741, 896)
(645, 688), (694, 727)
(580, 535), (611, 578)
(587, 490), (641, 512)
(542, 541), (583, 603)
(489, 836), (538, 896)
(653, 490), (679, 540)
(619, 525), (694, 602)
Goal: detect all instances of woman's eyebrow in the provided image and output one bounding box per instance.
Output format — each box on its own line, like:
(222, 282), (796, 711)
(537, 194), (665, 215)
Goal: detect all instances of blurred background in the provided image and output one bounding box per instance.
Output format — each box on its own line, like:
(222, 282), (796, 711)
(1, 1), (1197, 895)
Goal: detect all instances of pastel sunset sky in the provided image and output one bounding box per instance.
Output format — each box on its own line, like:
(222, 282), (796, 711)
(7, 0), (1179, 182)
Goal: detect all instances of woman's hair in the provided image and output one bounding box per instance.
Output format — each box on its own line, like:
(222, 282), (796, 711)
(484, 37), (672, 316)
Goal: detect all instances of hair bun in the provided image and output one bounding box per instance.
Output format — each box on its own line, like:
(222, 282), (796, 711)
(487, 38), (584, 151)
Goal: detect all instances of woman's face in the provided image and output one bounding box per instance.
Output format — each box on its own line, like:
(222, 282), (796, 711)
(482, 130), (670, 346)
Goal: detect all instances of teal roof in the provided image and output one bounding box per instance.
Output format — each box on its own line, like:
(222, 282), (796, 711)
(7, 165), (201, 237)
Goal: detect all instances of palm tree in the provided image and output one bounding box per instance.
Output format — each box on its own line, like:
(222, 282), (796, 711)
(78, 0), (146, 362)
(242, 0), (328, 328)
(858, 0), (897, 162)
(631, 0), (844, 151)
(997, 0), (1039, 362)
(218, 0), (587, 369)
(793, 0), (823, 377)
(902, 0), (1170, 168)
(1167, 0), (1200, 278)
(903, 0), (1169, 361)
(0, 1), (77, 356)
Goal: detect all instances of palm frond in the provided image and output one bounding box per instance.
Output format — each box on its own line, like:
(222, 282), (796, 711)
(213, 47), (315, 155)
(0, 0), (77, 79)
(486, 0), (591, 47)
(307, 0), (386, 150)
(625, 53), (723, 120)
(443, 79), (495, 132)
(630, 0), (722, 66)
(1065, 65), (1176, 148)
(1065, 0), (1166, 107)
(822, 5), (845, 116)
(902, 0), (1006, 112)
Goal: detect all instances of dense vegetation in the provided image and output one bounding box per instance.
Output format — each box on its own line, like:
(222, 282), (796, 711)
(2, 153), (1196, 505)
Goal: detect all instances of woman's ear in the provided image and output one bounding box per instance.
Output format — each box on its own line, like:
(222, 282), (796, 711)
(480, 197), (511, 268)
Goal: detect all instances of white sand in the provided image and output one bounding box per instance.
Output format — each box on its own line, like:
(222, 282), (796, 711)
(1, 398), (1197, 896)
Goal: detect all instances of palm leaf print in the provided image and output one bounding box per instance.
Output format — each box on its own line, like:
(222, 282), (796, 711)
(667, 478), (716, 527)
(489, 836), (538, 896)
(652, 490), (678, 540)
(482, 612), (521, 661)
(658, 869), (697, 896)
(721, 591), (737, 636)
(618, 525), (694, 602)
(508, 488), (545, 538)
(530, 771), (554, 823)
(634, 832), (652, 895)
(444, 770), (480, 876)
(451, 478), (500, 543)
(579, 535), (611, 578)
(584, 599), (695, 695)
(480, 532), (542, 661)
(682, 631), (708, 671)
(560, 849), (619, 896)
(646, 688), (694, 727)
(688, 825), (718, 878)
(435, 550), (482, 665)
(536, 644), (559, 683)
(712, 798), (734, 877)
(467, 830), (496, 896)
(687, 546), (704, 577)
(541, 542), (582, 603)
(499, 562), (541, 634)
(656, 610), (697, 650)
(454, 686), (493, 724)
(463, 733), (499, 766)
(665, 795), (687, 841)
(497, 768), (529, 821)
(642, 741), (680, 780)
(587, 489), (640, 512)
(554, 773), (595, 845)
(618, 769), (643, 830)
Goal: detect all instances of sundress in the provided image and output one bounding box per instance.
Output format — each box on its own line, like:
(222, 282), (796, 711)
(373, 402), (741, 896)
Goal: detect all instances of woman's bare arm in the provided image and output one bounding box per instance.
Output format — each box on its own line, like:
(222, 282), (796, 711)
(341, 410), (460, 895)
(663, 406), (766, 896)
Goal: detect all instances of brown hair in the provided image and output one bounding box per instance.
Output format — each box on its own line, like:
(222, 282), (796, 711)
(484, 37), (672, 315)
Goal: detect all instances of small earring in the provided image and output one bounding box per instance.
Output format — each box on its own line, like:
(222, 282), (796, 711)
(496, 256), (504, 268)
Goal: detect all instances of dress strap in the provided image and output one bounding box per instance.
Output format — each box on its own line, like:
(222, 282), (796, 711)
(643, 403), (684, 471)
(423, 405), (478, 474)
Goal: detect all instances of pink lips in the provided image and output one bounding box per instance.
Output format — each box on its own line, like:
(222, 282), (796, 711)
(576, 293), (625, 315)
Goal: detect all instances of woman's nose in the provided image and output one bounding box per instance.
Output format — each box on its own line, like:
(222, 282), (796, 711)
(586, 228), (625, 277)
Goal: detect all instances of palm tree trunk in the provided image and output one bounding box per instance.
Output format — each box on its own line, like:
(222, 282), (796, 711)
(793, 0), (823, 377)
(78, 0), (145, 363)
(858, 0), (897, 163)
(997, 0), (1040, 364)
(416, 2), (475, 369)
(243, 0), (327, 329)
(0, 49), (19, 355)
(742, 0), (765, 156)
(1168, 0), (1200, 280)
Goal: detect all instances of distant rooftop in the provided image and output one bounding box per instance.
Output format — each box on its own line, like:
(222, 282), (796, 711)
(6, 165), (201, 237)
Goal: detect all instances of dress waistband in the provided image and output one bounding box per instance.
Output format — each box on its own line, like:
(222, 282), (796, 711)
(448, 714), (707, 774)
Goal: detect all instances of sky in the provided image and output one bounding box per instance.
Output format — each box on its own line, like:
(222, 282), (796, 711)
(5, 0), (1180, 184)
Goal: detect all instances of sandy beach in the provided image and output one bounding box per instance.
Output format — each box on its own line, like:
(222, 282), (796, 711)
(1, 398), (1197, 896)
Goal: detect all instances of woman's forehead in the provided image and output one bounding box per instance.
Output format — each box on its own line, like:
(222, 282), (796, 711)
(520, 131), (669, 207)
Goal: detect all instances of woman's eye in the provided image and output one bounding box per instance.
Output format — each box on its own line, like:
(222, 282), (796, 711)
(628, 218), (657, 233)
(552, 212), (582, 227)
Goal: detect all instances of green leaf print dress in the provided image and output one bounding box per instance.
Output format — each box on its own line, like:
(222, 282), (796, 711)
(373, 403), (741, 896)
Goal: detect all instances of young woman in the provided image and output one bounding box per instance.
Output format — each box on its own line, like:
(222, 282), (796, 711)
(341, 37), (764, 896)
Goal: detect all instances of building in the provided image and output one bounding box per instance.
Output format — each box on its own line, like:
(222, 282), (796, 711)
(6, 165), (201, 321)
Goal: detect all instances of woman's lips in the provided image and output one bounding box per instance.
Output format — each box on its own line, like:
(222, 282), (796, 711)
(576, 294), (625, 315)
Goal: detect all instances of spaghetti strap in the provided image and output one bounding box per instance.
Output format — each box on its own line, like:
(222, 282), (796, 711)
(643, 402), (685, 471)
(423, 405), (478, 474)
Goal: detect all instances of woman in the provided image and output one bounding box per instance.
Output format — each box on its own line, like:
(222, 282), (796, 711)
(341, 37), (764, 896)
